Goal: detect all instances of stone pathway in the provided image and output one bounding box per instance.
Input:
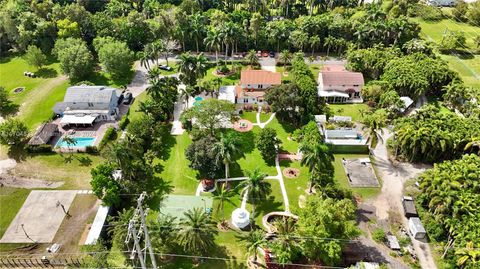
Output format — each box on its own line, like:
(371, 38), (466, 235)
(256, 107), (276, 129)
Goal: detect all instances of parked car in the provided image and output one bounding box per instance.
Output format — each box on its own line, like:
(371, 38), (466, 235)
(159, 65), (172, 71)
(117, 94), (124, 105)
(269, 51), (275, 58)
(123, 92), (133, 105)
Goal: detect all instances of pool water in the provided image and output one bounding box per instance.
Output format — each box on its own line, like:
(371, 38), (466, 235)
(56, 137), (95, 148)
(193, 96), (204, 106)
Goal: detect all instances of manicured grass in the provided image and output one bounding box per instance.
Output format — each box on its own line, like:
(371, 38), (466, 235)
(12, 153), (103, 189)
(440, 54), (480, 88)
(20, 80), (70, 129)
(0, 188), (30, 239)
(0, 55), (61, 102)
(157, 133), (199, 194)
(333, 154), (380, 200)
(240, 111), (257, 123)
(157, 61), (179, 75)
(413, 18), (480, 50)
(203, 64), (245, 85)
(308, 63), (323, 79)
(280, 160), (310, 212)
(266, 117), (298, 153)
(126, 91), (149, 122)
(327, 103), (370, 122)
(259, 112), (272, 123)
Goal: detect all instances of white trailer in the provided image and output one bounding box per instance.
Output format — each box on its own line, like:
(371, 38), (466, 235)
(409, 217), (427, 240)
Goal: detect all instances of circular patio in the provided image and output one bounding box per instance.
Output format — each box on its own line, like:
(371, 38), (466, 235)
(233, 119), (253, 132)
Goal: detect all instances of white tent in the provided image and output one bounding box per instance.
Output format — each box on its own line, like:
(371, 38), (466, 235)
(60, 115), (96, 125)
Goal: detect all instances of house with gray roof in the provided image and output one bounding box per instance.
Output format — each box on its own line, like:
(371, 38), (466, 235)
(54, 86), (120, 126)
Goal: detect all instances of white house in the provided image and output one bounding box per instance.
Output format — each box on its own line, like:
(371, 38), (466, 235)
(54, 86), (120, 126)
(318, 65), (364, 103)
(236, 69), (281, 105)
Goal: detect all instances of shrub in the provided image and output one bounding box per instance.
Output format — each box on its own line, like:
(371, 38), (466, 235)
(26, 144), (52, 153)
(411, 4), (443, 21)
(98, 127), (117, 150)
(217, 65), (230, 74)
(372, 228), (386, 242)
(119, 116), (130, 130)
(85, 146), (99, 154)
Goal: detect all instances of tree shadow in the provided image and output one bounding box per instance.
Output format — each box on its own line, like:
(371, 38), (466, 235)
(157, 124), (176, 161)
(455, 51), (475, 60)
(254, 195), (283, 220)
(233, 130), (255, 154)
(7, 145), (28, 162)
(76, 155), (93, 166)
(341, 241), (389, 267)
(36, 67), (58, 78)
(278, 119), (296, 134)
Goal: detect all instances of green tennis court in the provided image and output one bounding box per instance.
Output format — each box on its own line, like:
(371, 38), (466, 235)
(159, 195), (213, 220)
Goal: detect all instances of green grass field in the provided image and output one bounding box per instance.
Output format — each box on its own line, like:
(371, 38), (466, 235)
(327, 103), (370, 122)
(413, 17), (480, 88)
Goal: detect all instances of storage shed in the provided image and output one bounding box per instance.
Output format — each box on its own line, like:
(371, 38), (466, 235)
(409, 217), (427, 240)
(402, 196), (418, 218)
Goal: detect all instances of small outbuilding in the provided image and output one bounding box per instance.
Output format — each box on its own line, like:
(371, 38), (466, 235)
(387, 235), (401, 251)
(28, 123), (59, 146)
(402, 196), (418, 218)
(409, 217), (427, 240)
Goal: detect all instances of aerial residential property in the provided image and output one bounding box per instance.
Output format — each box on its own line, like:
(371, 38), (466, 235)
(1, 1), (479, 269)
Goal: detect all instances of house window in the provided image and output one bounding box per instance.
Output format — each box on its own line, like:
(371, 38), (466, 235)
(354, 92), (360, 97)
(258, 84), (263, 89)
(243, 98), (248, 103)
(88, 102), (94, 107)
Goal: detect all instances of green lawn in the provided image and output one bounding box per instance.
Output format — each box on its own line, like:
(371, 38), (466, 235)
(0, 55), (61, 101)
(0, 187), (30, 252)
(327, 103), (369, 122)
(280, 160), (310, 212)
(413, 17), (480, 88)
(157, 133), (199, 194)
(12, 153), (103, 189)
(126, 91), (149, 122)
(412, 18), (480, 50)
(240, 111), (257, 123)
(308, 63), (323, 79)
(333, 154), (381, 200)
(203, 64), (245, 85)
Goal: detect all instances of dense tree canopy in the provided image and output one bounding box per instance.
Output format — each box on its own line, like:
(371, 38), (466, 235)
(0, 118), (28, 146)
(93, 37), (134, 79)
(392, 105), (480, 163)
(417, 154), (480, 268)
(53, 38), (93, 81)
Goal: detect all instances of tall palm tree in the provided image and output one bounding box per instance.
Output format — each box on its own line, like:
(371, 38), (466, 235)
(324, 36), (336, 57)
(178, 207), (217, 256)
(245, 50), (259, 67)
(238, 229), (267, 264)
(237, 169), (271, 212)
(213, 133), (241, 179)
(278, 50), (292, 72)
(362, 111), (386, 149)
(139, 51), (151, 70)
(177, 52), (209, 87)
(190, 14), (206, 53)
(213, 183), (236, 225)
(309, 35), (320, 56)
(300, 141), (334, 193)
(147, 66), (161, 81)
(205, 29), (223, 68)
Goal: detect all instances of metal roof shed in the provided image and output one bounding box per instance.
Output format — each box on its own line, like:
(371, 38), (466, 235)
(409, 217), (427, 240)
(402, 196), (418, 218)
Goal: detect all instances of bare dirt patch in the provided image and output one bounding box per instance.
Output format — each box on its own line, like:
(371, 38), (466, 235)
(0, 174), (63, 189)
(282, 168), (300, 178)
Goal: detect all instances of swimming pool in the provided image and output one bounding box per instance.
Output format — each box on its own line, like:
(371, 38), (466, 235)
(193, 96), (204, 106)
(56, 137), (96, 148)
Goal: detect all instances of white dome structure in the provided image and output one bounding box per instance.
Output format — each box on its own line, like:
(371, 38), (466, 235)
(231, 208), (250, 229)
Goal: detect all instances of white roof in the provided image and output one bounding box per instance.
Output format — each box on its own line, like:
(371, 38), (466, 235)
(60, 115), (96, 124)
(400, 96), (414, 110)
(219, 86), (236, 104)
(326, 138), (368, 145)
(84, 205), (109, 245)
(318, 90), (349, 98)
(332, 115), (352, 122)
(314, 115), (327, 123)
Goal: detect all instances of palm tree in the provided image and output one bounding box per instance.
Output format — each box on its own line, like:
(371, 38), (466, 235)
(245, 50), (259, 67)
(139, 51), (151, 70)
(278, 50), (292, 72)
(237, 169), (271, 212)
(324, 36), (336, 57)
(238, 229), (267, 264)
(178, 207), (217, 256)
(464, 136), (480, 155)
(309, 35), (320, 56)
(213, 183), (236, 225)
(213, 133), (241, 180)
(147, 66), (161, 81)
(62, 136), (77, 153)
(190, 14), (206, 53)
(300, 141), (334, 193)
(205, 29), (223, 68)
(455, 241), (480, 268)
(362, 111), (386, 149)
(177, 52), (209, 87)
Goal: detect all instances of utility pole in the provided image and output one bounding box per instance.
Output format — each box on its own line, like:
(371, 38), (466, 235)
(125, 192), (157, 269)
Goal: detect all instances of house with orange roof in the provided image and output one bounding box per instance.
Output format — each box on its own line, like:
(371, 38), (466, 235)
(318, 65), (364, 103)
(235, 69), (282, 105)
